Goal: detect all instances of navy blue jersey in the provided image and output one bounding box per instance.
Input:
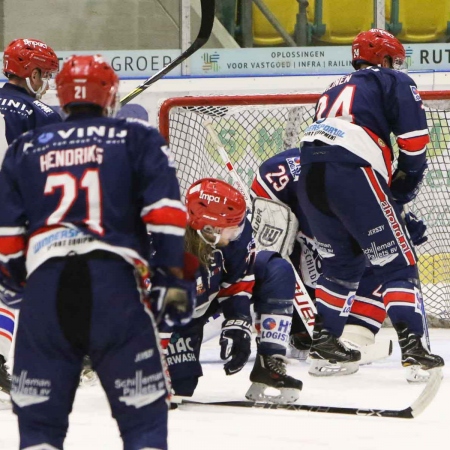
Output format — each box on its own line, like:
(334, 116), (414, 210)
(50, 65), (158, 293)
(193, 220), (255, 320)
(300, 67), (429, 183)
(0, 83), (62, 158)
(0, 114), (186, 283)
(251, 148), (320, 288)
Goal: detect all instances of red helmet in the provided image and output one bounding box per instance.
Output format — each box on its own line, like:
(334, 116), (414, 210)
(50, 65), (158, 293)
(3, 38), (59, 79)
(186, 178), (246, 230)
(352, 29), (405, 70)
(56, 55), (119, 111)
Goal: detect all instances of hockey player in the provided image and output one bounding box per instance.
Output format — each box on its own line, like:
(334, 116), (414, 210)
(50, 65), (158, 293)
(164, 178), (302, 404)
(0, 55), (195, 450)
(0, 38), (61, 394)
(252, 147), (428, 369)
(296, 29), (444, 376)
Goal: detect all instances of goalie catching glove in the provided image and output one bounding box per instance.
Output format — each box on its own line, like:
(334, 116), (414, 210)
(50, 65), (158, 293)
(148, 252), (199, 327)
(390, 163), (427, 205)
(220, 317), (252, 375)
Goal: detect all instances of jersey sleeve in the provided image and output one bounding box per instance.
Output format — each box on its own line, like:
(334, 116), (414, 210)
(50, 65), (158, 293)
(0, 140), (27, 285)
(217, 220), (255, 319)
(390, 75), (429, 173)
(131, 123), (187, 268)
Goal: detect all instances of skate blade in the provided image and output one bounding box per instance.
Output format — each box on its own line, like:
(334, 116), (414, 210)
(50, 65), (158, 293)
(289, 346), (309, 361)
(405, 365), (431, 384)
(245, 382), (301, 404)
(308, 359), (359, 377)
(79, 369), (99, 387)
(0, 397), (11, 410)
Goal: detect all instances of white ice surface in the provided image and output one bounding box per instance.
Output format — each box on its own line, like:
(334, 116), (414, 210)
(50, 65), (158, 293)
(1, 328), (449, 450)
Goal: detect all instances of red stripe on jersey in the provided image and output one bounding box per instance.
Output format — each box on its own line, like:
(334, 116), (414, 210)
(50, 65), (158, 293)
(397, 134), (429, 152)
(0, 308), (15, 319)
(142, 206), (187, 228)
(218, 279), (255, 299)
(362, 127), (393, 184)
(0, 235), (25, 255)
(351, 299), (386, 324)
(0, 331), (12, 342)
(383, 290), (416, 307)
(250, 178), (271, 199)
(316, 287), (345, 309)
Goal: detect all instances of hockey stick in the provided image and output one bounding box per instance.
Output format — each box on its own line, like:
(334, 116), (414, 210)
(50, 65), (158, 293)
(402, 205), (431, 351)
(179, 367), (442, 419)
(120, 0), (215, 106)
(203, 120), (316, 338)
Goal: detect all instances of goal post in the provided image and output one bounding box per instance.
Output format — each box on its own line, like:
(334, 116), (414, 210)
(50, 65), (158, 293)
(158, 91), (450, 325)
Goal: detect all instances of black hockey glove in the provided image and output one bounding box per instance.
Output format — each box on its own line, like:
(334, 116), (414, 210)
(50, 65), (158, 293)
(404, 211), (427, 246)
(390, 163), (427, 205)
(148, 268), (197, 328)
(219, 317), (252, 375)
(0, 270), (23, 309)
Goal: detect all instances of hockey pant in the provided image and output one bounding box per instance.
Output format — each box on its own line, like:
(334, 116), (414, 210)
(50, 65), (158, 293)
(0, 301), (15, 361)
(11, 252), (168, 450)
(165, 251), (295, 397)
(298, 162), (423, 337)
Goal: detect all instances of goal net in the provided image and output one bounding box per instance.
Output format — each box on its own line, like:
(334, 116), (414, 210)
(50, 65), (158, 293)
(158, 92), (450, 326)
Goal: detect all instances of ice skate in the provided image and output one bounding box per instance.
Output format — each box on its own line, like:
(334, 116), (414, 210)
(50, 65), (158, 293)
(245, 353), (303, 404)
(308, 327), (361, 376)
(395, 326), (444, 383)
(79, 356), (98, 387)
(0, 355), (11, 395)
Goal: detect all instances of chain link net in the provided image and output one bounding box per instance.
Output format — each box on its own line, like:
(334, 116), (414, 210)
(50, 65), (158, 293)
(160, 95), (450, 326)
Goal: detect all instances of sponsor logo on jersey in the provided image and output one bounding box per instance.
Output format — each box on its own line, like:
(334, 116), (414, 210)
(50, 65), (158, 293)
(0, 97), (33, 116)
(38, 132), (54, 144)
(286, 156), (301, 179)
(166, 336), (197, 366)
(304, 122), (345, 141)
(33, 100), (55, 115)
(410, 86), (422, 102)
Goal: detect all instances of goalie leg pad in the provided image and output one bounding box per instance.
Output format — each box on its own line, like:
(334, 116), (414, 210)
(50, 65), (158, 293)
(341, 325), (393, 365)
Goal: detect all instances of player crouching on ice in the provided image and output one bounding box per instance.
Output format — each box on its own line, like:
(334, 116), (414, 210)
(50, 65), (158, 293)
(160, 178), (303, 404)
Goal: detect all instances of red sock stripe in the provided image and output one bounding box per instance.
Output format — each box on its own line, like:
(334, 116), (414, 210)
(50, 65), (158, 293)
(0, 308), (15, 319)
(316, 287), (346, 308)
(351, 299), (386, 323)
(383, 290), (416, 307)
(0, 330), (12, 342)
